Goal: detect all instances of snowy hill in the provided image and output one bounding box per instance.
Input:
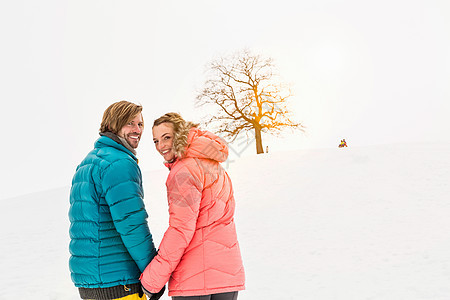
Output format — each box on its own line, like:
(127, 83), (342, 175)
(1, 142), (449, 299)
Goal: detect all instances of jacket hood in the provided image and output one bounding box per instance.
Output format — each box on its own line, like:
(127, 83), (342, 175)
(164, 128), (228, 169)
(184, 127), (228, 162)
(184, 128), (228, 162)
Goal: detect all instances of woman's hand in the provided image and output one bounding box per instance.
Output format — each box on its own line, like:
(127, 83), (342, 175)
(142, 285), (165, 300)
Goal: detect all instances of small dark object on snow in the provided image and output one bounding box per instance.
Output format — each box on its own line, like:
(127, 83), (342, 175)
(339, 139), (348, 148)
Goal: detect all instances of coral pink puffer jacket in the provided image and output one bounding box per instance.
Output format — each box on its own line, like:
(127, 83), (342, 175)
(141, 128), (245, 297)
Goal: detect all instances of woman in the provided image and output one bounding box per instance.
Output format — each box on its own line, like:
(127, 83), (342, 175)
(141, 113), (245, 300)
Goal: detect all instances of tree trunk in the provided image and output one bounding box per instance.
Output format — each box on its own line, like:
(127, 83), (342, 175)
(254, 126), (264, 154)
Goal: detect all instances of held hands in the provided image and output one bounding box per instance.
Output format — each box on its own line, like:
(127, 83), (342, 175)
(142, 285), (165, 300)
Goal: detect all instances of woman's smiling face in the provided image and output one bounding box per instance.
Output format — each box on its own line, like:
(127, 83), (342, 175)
(152, 122), (176, 162)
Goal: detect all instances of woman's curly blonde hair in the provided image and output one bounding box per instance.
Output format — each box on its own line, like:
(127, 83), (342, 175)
(153, 112), (199, 158)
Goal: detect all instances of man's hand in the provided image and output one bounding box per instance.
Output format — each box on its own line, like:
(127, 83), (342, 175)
(142, 285), (165, 300)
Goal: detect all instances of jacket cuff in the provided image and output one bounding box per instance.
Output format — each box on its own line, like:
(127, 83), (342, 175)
(140, 273), (154, 293)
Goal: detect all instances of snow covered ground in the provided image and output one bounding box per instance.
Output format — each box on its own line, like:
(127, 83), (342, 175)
(1, 142), (450, 299)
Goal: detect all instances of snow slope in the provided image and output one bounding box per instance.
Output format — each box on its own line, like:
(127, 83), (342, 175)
(1, 142), (449, 299)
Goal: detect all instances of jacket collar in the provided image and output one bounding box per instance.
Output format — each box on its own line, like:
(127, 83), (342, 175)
(164, 157), (178, 170)
(96, 134), (139, 162)
(100, 132), (137, 155)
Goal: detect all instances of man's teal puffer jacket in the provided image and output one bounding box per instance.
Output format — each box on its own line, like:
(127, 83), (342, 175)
(69, 135), (156, 288)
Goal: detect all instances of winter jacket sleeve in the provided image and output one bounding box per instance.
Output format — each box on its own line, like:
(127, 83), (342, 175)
(103, 158), (157, 272)
(140, 161), (203, 293)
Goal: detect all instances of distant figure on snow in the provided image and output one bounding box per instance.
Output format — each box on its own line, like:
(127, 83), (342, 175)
(339, 139), (348, 148)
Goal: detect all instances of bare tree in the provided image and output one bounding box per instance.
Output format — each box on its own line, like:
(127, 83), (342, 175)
(196, 49), (304, 154)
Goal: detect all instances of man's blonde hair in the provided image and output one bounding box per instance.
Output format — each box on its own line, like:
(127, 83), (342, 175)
(100, 101), (143, 134)
(153, 112), (199, 158)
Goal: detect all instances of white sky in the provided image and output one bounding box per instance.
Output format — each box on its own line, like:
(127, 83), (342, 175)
(1, 0), (450, 200)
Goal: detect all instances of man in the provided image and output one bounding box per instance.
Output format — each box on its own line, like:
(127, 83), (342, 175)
(69, 101), (159, 300)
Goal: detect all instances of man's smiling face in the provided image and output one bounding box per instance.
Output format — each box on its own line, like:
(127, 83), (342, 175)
(118, 113), (144, 149)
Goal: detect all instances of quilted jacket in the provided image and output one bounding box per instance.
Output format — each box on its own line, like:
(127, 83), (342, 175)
(141, 128), (245, 297)
(69, 135), (157, 288)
